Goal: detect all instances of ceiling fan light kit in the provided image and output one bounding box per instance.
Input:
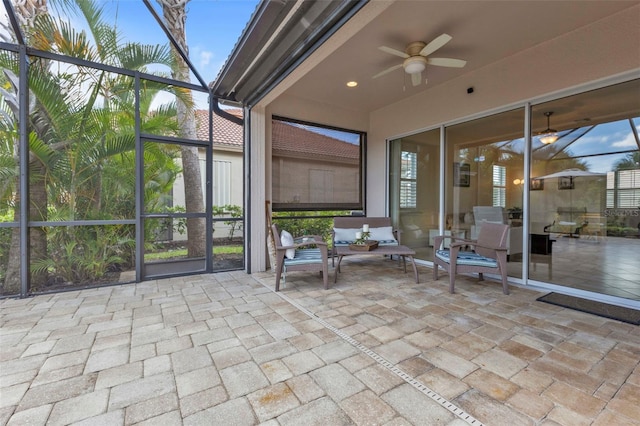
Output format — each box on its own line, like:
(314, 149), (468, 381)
(403, 56), (426, 74)
(537, 111), (559, 144)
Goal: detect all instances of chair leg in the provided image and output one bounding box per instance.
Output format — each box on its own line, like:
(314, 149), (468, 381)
(274, 253), (285, 292)
(275, 266), (282, 292)
(322, 262), (328, 290)
(449, 263), (456, 294)
(501, 269), (509, 295)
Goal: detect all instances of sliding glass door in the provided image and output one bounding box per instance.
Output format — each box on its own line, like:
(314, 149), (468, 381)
(389, 129), (441, 261)
(388, 79), (640, 301)
(445, 108), (525, 280)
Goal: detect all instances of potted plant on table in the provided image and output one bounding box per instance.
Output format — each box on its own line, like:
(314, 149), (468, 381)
(350, 224), (379, 251)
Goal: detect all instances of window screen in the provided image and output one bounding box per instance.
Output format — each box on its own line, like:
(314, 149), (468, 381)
(272, 116), (364, 211)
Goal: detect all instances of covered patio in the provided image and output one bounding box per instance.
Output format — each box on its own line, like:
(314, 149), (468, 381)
(2, 264), (638, 425)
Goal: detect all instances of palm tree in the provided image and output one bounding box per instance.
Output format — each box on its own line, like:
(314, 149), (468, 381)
(158, 0), (206, 258)
(1, 0), (183, 292)
(614, 151), (640, 171)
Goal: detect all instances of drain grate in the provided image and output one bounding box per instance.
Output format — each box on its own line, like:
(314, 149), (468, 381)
(265, 281), (484, 426)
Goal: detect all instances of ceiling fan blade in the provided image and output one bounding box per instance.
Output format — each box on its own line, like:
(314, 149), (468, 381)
(379, 46), (409, 59)
(427, 57), (467, 68)
(420, 33), (452, 57)
(372, 63), (403, 79)
(411, 71), (422, 86)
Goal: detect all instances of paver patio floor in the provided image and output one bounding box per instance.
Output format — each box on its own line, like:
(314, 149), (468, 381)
(1, 258), (639, 425)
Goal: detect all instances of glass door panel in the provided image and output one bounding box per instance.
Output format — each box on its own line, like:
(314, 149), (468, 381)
(445, 108), (525, 279)
(529, 80), (640, 300)
(389, 128), (441, 261)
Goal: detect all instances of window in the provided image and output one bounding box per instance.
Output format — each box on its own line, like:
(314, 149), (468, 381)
(272, 116), (364, 211)
(492, 165), (506, 207)
(607, 169), (640, 208)
(400, 151), (417, 208)
(212, 160), (232, 206)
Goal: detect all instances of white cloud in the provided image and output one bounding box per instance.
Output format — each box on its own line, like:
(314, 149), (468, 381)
(199, 50), (212, 68)
(612, 131), (638, 148)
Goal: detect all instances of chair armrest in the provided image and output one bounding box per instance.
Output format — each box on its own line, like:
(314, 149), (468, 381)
(433, 234), (473, 250)
(449, 237), (476, 247)
(470, 242), (507, 251)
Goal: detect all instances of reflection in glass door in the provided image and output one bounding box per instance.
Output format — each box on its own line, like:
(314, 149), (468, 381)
(445, 108), (525, 280)
(529, 80), (640, 300)
(389, 129), (441, 261)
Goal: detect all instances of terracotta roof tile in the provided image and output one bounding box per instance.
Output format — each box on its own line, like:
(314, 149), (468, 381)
(272, 120), (360, 162)
(195, 109), (243, 147)
(196, 110), (360, 162)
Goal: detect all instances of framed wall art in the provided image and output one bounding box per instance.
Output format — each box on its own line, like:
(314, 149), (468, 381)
(453, 162), (470, 187)
(558, 176), (574, 190)
(530, 178), (544, 191)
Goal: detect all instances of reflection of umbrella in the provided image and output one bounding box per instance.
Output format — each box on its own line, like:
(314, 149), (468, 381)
(535, 168), (605, 179)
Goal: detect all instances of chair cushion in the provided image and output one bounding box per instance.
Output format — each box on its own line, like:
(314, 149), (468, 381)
(280, 230), (295, 259)
(435, 249), (498, 268)
(284, 248), (324, 266)
(333, 227), (361, 244)
(370, 226), (398, 246)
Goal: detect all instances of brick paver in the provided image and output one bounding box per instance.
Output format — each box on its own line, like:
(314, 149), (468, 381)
(1, 264), (639, 425)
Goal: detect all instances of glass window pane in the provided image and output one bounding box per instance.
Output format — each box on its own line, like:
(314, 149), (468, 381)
(530, 79), (640, 296)
(389, 128), (441, 259)
(446, 108), (524, 279)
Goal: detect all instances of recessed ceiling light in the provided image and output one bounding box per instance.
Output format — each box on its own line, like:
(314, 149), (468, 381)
(346, 81), (358, 88)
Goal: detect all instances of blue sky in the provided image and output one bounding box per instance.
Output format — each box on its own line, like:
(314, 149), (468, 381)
(108, 0), (259, 85)
(79, 0), (259, 109)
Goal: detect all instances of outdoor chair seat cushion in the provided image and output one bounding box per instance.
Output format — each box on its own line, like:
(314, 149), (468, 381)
(435, 249), (498, 268)
(284, 248), (325, 266)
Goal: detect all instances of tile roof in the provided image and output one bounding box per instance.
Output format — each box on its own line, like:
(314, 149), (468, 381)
(196, 109), (360, 162)
(272, 120), (360, 162)
(195, 109), (243, 148)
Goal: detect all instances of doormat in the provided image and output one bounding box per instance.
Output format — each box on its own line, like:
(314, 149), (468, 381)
(537, 293), (640, 325)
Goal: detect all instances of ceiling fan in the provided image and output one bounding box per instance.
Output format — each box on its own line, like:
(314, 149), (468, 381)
(373, 33), (467, 86)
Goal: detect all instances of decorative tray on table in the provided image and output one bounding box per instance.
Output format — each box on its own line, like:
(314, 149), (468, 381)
(348, 240), (379, 251)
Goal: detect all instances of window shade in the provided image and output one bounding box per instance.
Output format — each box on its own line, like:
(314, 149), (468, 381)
(272, 117), (364, 211)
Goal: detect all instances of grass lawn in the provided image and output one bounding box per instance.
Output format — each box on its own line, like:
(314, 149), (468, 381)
(145, 245), (242, 261)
